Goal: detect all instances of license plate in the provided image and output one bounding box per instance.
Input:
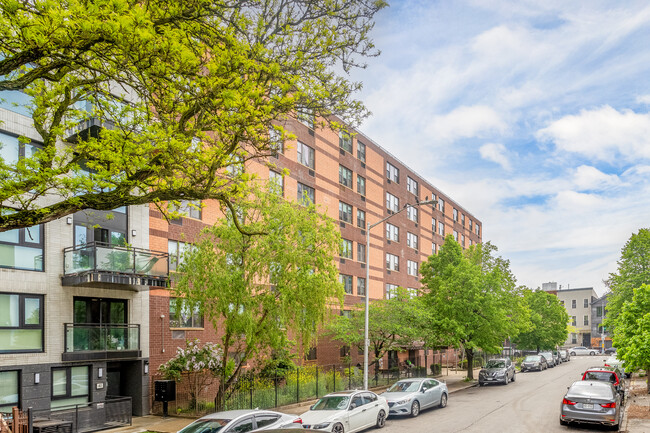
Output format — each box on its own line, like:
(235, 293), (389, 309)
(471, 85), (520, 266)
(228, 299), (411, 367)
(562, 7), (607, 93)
(582, 403), (593, 409)
(487, 378), (493, 381)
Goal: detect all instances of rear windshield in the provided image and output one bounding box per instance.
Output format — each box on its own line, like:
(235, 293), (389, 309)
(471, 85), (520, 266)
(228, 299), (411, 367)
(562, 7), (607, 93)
(524, 356), (540, 361)
(570, 382), (614, 399)
(584, 372), (617, 383)
(179, 419), (230, 433)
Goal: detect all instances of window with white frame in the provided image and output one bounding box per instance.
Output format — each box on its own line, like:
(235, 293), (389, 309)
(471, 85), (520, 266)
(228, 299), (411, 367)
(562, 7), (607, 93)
(461, 214), (465, 226)
(297, 182), (315, 205)
(386, 223), (399, 242)
(438, 199), (445, 213)
(339, 274), (353, 294)
(386, 283), (398, 299)
(584, 315), (589, 326)
(407, 176), (418, 196)
(339, 165), (353, 188)
(269, 126), (283, 155)
(340, 239), (353, 259)
(438, 222), (444, 236)
(407, 260), (418, 276)
(357, 243), (366, 263)
(461, 234), (465, 247)
(357, 141), (366, 162)
(469, 220), (473, 230)
(297, 107), (315, 128)
(406, 205), (418, 223)
(339, 131), (352, 153)
(386, 162), (399, 183)
(407, 288), (418, 298)
(571, 316), (576, 326)
(583, 298), (589, 308)
(357, 175), (366, 196)
(0, 370), (19, 413)
(407, 232), (418, 250)
(386, 253), (399, 271)
(168, 240), (192, 271)
(432, 243), (437, 254)
(339, 201), (353, 223)
(453, 230), (459, 241)
(432, 218), (436, 232)
(475, 224), (480, 235)
(269, 170), (284, 194)
(386, 192), (399, 212)
(297, 141), (315, 169)
(571, 333), (577, 344)
(169, 298), (204, 328)
(357, 209), (366, 228)
(357, 277), (366, 296)
(453, 208), (458, 221)
(571, 299), (576, 308)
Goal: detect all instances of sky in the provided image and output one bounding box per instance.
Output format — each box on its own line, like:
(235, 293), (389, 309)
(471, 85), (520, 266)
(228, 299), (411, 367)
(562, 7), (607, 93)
(348, 0), (650, 297)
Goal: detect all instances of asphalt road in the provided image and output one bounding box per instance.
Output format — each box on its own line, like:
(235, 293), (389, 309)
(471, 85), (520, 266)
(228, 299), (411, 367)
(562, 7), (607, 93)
(380, 355), (620, 433)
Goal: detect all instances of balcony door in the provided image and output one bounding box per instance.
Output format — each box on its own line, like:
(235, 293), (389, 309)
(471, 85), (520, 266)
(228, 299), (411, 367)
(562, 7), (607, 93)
(73, 297), (127, 351)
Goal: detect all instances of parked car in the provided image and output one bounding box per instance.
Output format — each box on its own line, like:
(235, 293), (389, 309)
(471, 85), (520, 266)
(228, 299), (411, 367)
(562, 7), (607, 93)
(582, 367), (625, 396)
(300, 390), (388, 432)
(539, 351), (555, 367)
(520, 354), (547, 372)
(559, 349), (571, 362)
(560, 380), (622, 429)
(570, 346), (597, 356)
(177, 409), (302, 433)
(478, 358), (515, 386)
(604, 355), (631, 378)
(552, 350), (562, 365)
(381, 378), (448, 417)
(604, 347), (617, 355)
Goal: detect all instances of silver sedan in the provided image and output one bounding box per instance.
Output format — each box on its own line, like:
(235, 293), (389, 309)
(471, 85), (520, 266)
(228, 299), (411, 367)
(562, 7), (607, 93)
(560, 380), (622, 429)
(380, 378), (448, 418)
(177, 409), (301, 433)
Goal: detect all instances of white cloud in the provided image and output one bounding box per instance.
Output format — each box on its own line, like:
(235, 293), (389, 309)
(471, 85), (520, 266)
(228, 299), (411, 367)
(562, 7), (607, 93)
(571, 165), (621, 191)
(426, 105), (508, 143)
(479, 142), (512, 170)
(637, 94), (650, 104)
(537, 106), (650, 162)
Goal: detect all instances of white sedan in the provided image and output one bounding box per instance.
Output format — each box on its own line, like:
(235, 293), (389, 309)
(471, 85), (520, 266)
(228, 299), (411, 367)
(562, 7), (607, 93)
(300, 390), (388, 433)
(569, 346), (597, 356)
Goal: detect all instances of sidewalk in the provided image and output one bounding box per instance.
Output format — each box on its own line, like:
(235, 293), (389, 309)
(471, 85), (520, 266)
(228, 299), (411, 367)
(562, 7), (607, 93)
(105, 368), (480, 433)
(622, 374), (650, 433)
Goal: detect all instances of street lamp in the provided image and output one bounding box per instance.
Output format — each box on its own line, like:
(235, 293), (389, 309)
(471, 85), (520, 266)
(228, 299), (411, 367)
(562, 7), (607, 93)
(363, 197), (437, 390)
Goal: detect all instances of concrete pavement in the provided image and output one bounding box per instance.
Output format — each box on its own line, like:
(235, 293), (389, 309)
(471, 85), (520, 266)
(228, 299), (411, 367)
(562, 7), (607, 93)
(622, 373), (650, 433)
(104, 367), (480, 433)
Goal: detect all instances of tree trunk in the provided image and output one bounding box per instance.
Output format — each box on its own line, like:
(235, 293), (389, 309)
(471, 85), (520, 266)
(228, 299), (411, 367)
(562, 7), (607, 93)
(465, 348), (475, 380)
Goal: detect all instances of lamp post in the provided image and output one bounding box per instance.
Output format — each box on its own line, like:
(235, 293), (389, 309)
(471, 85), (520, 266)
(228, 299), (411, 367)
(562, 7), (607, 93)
(363, 198), (437, 390)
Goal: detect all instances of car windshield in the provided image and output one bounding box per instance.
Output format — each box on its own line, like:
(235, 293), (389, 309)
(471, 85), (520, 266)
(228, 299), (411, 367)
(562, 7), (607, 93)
(585, 372), (617, 383)
(312, 396), (351, 410)
(179, 419), (230, 433)
(387, 381), (420, 393)
(485, 360), (505, 368)
(524, 356), (540, 362)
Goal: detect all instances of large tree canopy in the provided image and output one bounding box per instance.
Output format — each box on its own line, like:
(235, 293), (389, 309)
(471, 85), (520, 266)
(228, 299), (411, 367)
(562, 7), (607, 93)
(512, 289), (568, 352)
(172, 181), (343, 408)
(0, 0), (386, 230)
(420, 236), (529, 379)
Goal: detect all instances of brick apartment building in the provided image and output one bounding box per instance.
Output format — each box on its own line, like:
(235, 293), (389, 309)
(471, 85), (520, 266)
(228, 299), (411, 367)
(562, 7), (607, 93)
(148, 114), (483, 375)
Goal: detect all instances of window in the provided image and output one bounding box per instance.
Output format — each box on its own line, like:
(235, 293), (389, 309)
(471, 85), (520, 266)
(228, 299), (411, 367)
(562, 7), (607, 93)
(386, 162), (399, 183)
(339, 274), (353, 294)
(357, 209), (366, 228)
(0, 208), (44, 271)
(469, 220), (473, 230)
(407, 177), (418, 196)
(357, 175), (366, 196)
(0, 371), (19, 413)
(306, 347), (317, 360)
(571, 299), (576, 309)
(339, 201), (352, 223)
(297, 108), (315, 129)
(339, 131), (352, 153)
(571, 333), (577, 344)
(297, 182), (315, 205)
(461, 214), (466, 226)
(584, 315), (589, 326)
(357, 277), (366, 296)
(453, 208), (458, 222)
(406, 205), (418, 223)
(339, 165), (353, 188)
(407, 260), (418, 276)
(597, 325), (604, 334)
(408, 288), (418, 298)
(407, 232), (418, 250)
(438, 199), (445, 213)
(453, 230), (459, 241)
(297, 141), (315, 169)
(169, 298), (204, 328)
(51, 366), (89, 409)
(432, 218), (436, 232)
(386, 192), (399, 212)
(386, 283), (398, 299)
(340, 239), (353, 259)
(475, 224), (480, 236)
(0, 293), (43, 353)
(584, 298), (589, 308)
(432, 243), (437, 254)
(269, 126), (283, 155)
(461, 234), (465, 248)
(357, 243), (366, 263)
(386, 253), (399, 271)
(596, 306), (603, 317)
(0, 131), (42, 166)
(168, 240), (191, 271)
(256, 415), (281, 429)
(340, 344), (350, 358)
(357, 141), (366, 162)
(571, 316), (576, 326)
(269, 171), (284, 194)
(177, 200), (201, 220)
(560, 300), (565, 306)
(438, 222), (444, 236)
(386, 223), (399, 242)
(230, 418), (254, 433)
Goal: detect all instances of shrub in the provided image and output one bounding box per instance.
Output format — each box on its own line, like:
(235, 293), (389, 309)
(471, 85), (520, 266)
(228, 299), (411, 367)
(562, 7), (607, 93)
(430, 363), (442, 376)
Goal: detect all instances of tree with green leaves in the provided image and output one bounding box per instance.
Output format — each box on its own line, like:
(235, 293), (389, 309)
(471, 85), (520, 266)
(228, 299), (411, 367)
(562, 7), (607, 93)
(605, 228), (650, 330)
(611, 284), (650, 393)
(420, 236), (529, 380)
(172, 182), (343, 409)
(327, 286), (431, 379)
(512, 289), (568, 352)
(0, 0), (386, 231)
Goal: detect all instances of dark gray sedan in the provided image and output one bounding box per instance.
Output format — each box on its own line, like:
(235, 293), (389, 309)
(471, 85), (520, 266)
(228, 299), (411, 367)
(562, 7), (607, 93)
(520, 354), (547, 372)
(560, 380), (622, 429)
(478, 358), (515, 386)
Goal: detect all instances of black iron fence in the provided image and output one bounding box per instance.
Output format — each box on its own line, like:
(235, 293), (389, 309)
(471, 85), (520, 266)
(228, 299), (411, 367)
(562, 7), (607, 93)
(31, 397), (131, 433)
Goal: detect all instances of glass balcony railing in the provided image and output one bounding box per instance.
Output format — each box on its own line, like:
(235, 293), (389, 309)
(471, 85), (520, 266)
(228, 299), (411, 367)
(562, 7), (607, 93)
(64, 323), (140, 353)
(63, 242), (168, 278)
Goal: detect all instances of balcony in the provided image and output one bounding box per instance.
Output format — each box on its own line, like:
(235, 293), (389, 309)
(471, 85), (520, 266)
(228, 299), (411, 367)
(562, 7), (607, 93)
(62, 242), (169, 290)
(62, 323), (141, 361)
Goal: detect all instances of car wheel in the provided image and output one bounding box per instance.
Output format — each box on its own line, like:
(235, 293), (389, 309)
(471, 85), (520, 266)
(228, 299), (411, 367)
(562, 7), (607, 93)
(512, 372), (516, 382)
(332, 422), (344, 433)
(589, 351), (595, 356)
(375, 410), (386, 429)
(439, 393), (448, 408)
(570, 352), (576, 356)
(410, 400), (420, 417)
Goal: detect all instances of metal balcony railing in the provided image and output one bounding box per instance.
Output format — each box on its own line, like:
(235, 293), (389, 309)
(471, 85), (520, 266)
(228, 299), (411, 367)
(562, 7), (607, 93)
(64, 323), (140, 353)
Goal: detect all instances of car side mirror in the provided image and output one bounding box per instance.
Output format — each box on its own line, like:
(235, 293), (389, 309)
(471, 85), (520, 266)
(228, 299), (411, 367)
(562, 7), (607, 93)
(349, 403), (357, 410)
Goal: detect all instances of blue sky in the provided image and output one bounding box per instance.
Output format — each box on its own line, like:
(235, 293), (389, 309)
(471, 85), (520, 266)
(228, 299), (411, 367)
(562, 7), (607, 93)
(349, 1), (650, 296)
